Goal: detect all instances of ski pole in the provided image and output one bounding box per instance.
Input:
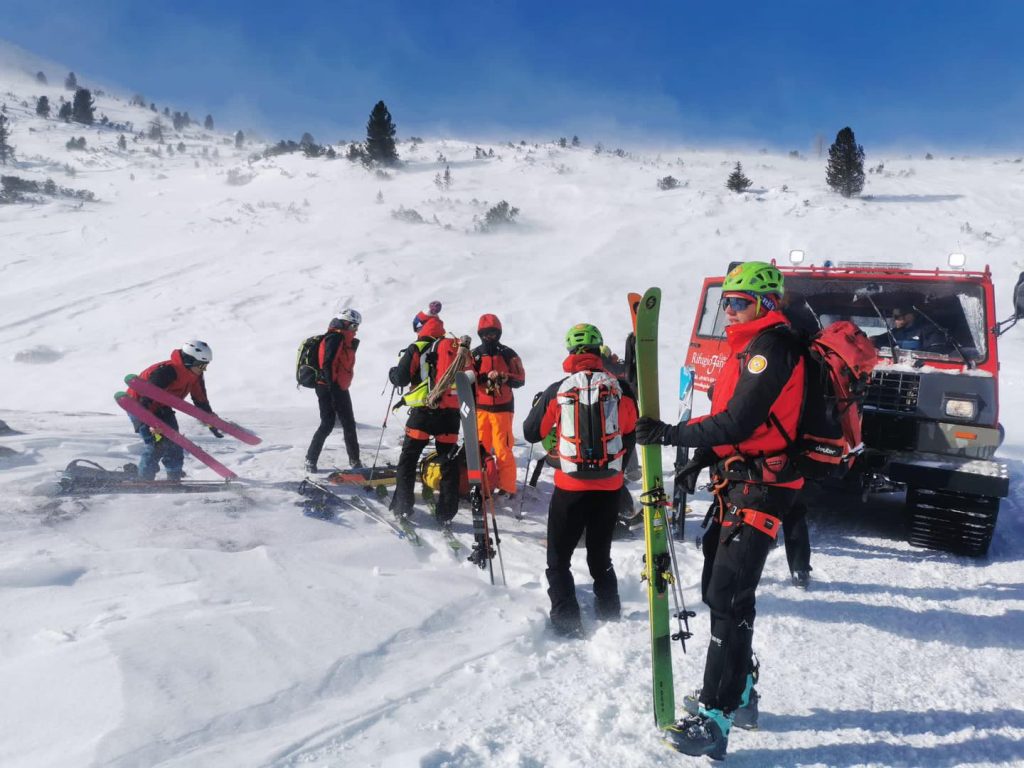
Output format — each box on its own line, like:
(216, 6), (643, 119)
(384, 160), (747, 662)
(483, 477), (507, 586)
(517, 442), (533, 520)
(369, 386), (398, 481)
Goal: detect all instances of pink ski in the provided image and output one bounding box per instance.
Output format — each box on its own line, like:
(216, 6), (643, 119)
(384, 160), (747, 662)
(124, 374), (261, 445)
(115, 392), (238, 480)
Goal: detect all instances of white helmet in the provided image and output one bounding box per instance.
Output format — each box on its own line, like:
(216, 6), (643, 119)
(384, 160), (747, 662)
(181, 339), (213, 364)
(338, 308), (362, 325)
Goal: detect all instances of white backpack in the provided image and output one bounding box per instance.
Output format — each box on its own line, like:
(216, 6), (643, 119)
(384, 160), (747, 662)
(555, 370), (624, 479)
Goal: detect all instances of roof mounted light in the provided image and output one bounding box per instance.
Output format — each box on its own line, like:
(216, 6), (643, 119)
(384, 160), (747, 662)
(948, 252), (967, 269)
(789, 249), (805, 265)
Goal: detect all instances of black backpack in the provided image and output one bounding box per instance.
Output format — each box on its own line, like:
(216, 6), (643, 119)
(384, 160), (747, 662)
(295, 334), (325, 388)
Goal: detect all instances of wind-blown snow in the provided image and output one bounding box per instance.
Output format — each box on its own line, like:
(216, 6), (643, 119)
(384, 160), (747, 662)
(2, 43), (1024, 768)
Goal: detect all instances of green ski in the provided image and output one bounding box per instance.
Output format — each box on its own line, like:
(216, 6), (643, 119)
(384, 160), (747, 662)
(635, 287), (676, 729)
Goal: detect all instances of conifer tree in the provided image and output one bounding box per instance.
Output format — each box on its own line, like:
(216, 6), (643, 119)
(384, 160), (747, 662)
(72, 88), (95, 125)
(204, 114), (214, 130)
(0, 112), (13, 165)
(235, 130), (244, 148)
(726, 161), (752, 193)
(65, 71), (77, 90)
(365, 100), (399, 166)
(117, 133), (127, 150)
(825, 126), (866, 198)
(36, 71), (47, 84)
(36, 95), (50, 117)
(58, 101), (72, 121)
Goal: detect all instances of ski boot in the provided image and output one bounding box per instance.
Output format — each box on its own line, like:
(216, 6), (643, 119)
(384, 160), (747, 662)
(665, 707), (731, 761)
(467, 538), (495, 568)
(683, 657), (759, 730)
(791, 570), (810, 589)
(304, 459), (318, 474)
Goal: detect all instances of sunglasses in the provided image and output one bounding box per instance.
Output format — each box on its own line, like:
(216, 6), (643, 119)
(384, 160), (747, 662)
(721, 296), (755, 312)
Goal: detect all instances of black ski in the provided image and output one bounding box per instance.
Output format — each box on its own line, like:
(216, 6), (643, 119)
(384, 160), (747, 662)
(455, 371), (506, 584)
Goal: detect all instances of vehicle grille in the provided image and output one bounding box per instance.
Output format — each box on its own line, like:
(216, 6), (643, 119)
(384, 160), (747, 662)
(864, 370), (920, 413)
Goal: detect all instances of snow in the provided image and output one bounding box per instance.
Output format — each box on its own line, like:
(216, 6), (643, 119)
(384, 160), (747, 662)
(2, 41), (1024, 767)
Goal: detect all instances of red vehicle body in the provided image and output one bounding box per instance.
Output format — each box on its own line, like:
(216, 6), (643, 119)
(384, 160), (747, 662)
(683, 260), (1024, 556)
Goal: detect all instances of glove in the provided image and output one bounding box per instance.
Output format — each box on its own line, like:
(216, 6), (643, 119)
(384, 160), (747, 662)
(209, 426), (225, 439)
(635, 416), (672, 446)
(675, 447), (716, 494)
(351, 337), (360, 350)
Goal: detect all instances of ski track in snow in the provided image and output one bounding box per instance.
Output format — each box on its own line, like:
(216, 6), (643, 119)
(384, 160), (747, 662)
(2, 47), (1024, 767)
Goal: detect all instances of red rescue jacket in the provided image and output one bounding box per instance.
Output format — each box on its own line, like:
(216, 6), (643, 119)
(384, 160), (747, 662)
(471, 341), (526, 413)
(128, 349), (211, 413)
(318, 327), (357, 390)
(681, 310), (805, 488)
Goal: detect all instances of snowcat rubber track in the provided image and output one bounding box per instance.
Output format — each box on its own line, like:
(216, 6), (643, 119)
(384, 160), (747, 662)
(906, 487), (999, 557)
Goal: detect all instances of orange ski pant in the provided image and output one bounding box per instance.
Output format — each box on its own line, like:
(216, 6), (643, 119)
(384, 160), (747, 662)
(476, 410), (517, 494)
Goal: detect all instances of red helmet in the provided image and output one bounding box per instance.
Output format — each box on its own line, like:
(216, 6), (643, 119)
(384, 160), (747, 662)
(478, 313), (502, 339)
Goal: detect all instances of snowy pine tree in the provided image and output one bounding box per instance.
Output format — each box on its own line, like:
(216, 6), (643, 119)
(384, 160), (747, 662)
(826, 126), (866, 198)
(365, 101), (399, 166)
(72, 88), (95, 125)
(36, 95), (50, 118)
(235, 130), (244, 148)
(64, 71), (77, 90)
(726, 162), (752, 193)
(204, 114), (214, 130)
(0, 112), (13, 165)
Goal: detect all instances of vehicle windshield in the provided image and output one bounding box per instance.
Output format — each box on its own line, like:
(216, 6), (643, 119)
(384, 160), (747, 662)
(696, 276), (988, 363)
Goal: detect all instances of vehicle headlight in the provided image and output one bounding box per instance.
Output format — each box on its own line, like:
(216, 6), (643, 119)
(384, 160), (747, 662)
(944, 398), (977, 420)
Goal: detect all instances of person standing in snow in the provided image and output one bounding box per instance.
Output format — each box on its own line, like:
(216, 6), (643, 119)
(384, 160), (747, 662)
(635, 261), (805, 760)
(471, 314), (526, 497)
(523, 323), (638, 638)
(388, 301), (469, 524)
(126, 340), (222, 481)
(304, 309), (362, 473)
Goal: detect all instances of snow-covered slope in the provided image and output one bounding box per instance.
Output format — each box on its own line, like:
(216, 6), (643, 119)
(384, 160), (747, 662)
(2, 45), (1024, 767)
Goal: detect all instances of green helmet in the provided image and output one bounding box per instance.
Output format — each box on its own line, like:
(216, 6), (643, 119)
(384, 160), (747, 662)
(565, 323), (603, 351)
(722, 261), (784, 297)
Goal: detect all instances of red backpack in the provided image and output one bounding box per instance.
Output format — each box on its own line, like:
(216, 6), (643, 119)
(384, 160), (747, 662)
(771, 321), (879, 478)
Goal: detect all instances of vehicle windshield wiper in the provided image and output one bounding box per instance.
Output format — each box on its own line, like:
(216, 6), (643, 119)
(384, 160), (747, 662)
(854, 284), (899, 359)
(912, 304), (976, 369)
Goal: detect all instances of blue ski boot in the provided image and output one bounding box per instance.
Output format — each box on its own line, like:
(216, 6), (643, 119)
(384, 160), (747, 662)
(682, 657), (760, 730)
(665, 707), (732, 761)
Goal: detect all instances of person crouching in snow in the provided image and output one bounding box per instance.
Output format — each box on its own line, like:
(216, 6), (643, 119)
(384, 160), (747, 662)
(126, 340), (221, 481)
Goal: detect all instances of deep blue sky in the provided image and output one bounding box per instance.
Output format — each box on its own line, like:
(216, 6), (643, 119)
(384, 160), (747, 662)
(5, 1), (1023, 150)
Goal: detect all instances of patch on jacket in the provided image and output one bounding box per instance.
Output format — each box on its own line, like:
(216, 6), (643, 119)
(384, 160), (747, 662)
(746, 354), (768, 374)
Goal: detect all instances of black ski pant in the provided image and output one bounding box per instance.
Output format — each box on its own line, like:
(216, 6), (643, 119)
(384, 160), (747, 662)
(390, 407), (460, 522)
(782, 497), (812, 573)
(699, 481), (798, 713)
(545, 486), (621, 632)
(306, 384), (360, 467)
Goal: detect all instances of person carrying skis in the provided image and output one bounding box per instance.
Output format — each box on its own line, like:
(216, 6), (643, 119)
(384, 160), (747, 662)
(636, 261), (805, 760)
(304, 309), (362, 473)
(471, 313), (526, 497)
(523, 323), (638, 638)
(127, 340), (222, 481)
(388, 301), (469, 524)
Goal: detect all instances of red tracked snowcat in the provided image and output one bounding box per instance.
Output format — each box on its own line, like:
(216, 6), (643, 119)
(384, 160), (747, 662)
(684, 256), (1024, 556)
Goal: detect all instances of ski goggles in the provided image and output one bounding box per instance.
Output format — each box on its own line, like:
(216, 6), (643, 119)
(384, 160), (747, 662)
(721, 295), (755, 312)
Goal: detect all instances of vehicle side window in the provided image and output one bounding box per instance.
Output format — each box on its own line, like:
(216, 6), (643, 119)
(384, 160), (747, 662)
(697, 286), (727, 339)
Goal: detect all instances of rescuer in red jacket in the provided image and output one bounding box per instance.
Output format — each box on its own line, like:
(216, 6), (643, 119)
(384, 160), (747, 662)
(523, 323), (638, 638)
(305, 309), (362, 473)
(636, 261), (805, 760)
(471, 313), (526, 496)
(127, 340), (220, 481)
